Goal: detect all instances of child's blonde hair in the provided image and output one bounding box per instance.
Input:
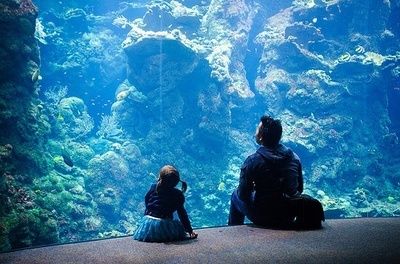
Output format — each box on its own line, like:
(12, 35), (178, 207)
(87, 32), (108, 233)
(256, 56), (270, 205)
(156, 165), (187, 193)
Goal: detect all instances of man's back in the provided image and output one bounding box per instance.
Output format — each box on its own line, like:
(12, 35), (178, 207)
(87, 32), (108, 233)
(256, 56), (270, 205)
(228, 115), (324, 228)
(238, 144), (303, 205)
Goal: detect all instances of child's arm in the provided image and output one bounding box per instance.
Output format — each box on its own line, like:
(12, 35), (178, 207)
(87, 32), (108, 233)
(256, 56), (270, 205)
(188, 231), (198, 239)
(177, 205), (193, 233)
(177, 206), (198, 239)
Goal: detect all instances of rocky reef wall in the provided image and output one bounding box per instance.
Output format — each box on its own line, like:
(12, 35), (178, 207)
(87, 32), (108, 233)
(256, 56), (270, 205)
(252, 0), (400, 216)
(0, 0), (58, 252)
(0, 0), (48, 174)
(111, 0), (400, 222)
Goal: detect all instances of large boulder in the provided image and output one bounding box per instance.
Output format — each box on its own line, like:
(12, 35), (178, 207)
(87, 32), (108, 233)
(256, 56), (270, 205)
(124, 32), (199, 95)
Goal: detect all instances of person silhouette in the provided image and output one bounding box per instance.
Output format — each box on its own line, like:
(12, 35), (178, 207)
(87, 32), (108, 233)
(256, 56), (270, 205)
(228, 115), (324, 229)
(134, 165), (198, 242)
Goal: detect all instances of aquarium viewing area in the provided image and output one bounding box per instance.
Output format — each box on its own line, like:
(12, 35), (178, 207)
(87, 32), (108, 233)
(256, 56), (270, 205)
(1, 0), (400, 263)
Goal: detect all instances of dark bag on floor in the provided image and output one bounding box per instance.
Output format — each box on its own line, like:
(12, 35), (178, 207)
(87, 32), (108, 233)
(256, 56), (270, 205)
(288, 194), (325, 229)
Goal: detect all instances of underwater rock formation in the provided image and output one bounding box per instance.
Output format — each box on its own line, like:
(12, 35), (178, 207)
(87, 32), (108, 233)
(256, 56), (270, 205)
(254, 0), (400, 204)
(0, 0), (54, 185)
(0, 0), (48, 173)
(201, 0), (259, 98)
(124, 30), (199, 95)
(0, 0), (56, 251)
(57, 97), (94, 140)
(0, 0), (100, 251)
(120, 6), (232, 158)
(142, 0), (202, 34)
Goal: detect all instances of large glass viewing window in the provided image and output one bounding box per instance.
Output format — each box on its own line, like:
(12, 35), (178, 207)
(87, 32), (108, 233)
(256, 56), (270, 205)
(0, 0), (399, 252)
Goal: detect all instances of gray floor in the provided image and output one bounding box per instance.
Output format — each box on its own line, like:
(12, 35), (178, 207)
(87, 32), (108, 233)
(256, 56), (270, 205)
(1, 218), (400, 264)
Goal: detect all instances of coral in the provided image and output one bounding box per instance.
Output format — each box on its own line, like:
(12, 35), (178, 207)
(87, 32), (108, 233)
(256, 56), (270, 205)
(83, 216), (102, 232)
(98, 230), (125, 239)
(0, 0), (38, 20)
(34, 18), (47, 44)
(123, 32), (199, 94)
(44, 85), (68, 107)
(87, 151), (130, 183)
(353, 187), (370, 207)
(57, 97), (94, 140)
(112, 15), (132, 29)
(0, 144), (13, 161)
(362, 51), (386, 66)
(120, 142), (142, 162)
(58, 97), (86, 123)
(72, 114), (94, 140)
(95, 188), (121, 223)
(96, 115), (124, 140)
(0, 206), (59, 250)
(52, 155), (71, 174)
(206, 41), (233, 82)
(199, 0), (258, 98)
(119, 219), (136, 235)
(310, 158), (343, 183)
(293, 0), (317, 8)
(66, 202), (87, 220)
(314, 190), (348, 216)
(82, 30), (114, 51)
(65, 142), (95, 169)
(64, 8), (87, 20)
(138, 0), (201, 34)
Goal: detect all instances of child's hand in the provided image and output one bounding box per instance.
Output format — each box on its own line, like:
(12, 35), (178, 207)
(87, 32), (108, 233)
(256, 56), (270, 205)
(189, 231), (198, 239)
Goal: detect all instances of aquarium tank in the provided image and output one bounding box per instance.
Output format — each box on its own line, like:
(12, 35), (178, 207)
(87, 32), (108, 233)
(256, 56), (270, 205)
(0, 0), (399, 252)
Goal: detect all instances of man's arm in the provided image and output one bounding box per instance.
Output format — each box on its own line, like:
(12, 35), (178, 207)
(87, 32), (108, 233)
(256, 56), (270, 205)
(283, 156), (302, 197)
(237, 157), (255, 204)
(297, 159), (303, 194)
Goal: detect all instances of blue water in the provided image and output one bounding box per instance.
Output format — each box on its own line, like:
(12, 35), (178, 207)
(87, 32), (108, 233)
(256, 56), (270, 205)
(1, 0), (399, 252)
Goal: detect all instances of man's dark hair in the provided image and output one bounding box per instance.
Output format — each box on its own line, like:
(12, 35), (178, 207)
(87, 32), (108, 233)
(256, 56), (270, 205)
(260, 115), (282, 147)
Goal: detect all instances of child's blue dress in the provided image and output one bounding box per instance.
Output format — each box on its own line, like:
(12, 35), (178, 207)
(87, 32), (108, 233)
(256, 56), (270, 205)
(133, 215), (187, 242)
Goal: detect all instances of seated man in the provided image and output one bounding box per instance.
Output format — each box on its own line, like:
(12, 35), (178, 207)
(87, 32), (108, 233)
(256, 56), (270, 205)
(228, 115), (325, 229)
